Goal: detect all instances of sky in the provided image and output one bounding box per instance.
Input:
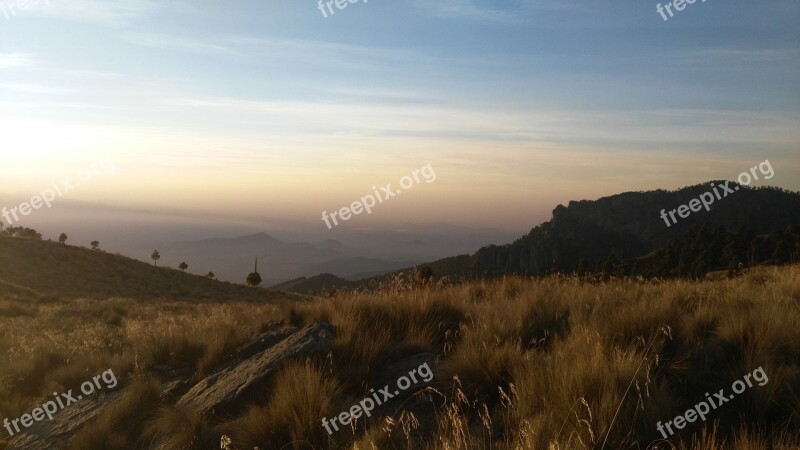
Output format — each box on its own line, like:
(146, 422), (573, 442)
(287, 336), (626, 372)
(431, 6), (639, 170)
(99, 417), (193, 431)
(0, 0), (798, 232)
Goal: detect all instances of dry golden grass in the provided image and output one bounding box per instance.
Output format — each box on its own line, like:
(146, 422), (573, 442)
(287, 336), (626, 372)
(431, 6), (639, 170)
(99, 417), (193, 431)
(1, 265), (799, 449)
(224, 360), (346, 449)
(0, 299), (283, 422)
(68, 378), (162, 449)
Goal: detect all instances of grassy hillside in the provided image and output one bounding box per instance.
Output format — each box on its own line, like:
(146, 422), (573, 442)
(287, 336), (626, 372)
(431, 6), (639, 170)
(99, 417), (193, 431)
(0, 235), (295, 302)
(2, 264), (798, 449)
(272, 253), (475, 294)
(273, 255), (476, 294)
(271, 273), (358, 294)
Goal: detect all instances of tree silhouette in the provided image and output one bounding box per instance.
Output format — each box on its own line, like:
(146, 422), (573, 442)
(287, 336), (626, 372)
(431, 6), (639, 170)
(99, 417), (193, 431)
(151, 250), (161, 267)
(90, 240), (100, 250)
(207, 272), (215, 279)
(246, 256), (262, 286)
(3, 226), (42, 239)
(179, 261), (188, 272)
(58, 233), (68, 245)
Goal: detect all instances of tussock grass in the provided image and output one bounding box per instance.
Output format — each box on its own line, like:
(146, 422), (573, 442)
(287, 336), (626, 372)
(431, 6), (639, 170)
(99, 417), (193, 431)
(1, 264), (799, 448)
(288, 290), (465, 392)
(68, 378), (162, 449)
(223, 360), (345, 449)
(0, 299), (281, 422)
(142, 405), (211, 450)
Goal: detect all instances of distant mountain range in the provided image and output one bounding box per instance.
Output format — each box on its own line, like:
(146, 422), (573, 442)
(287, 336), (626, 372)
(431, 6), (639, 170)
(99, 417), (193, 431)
(154, 232), (409, 284)
(146, 225), (515, 284)
(0, 197), (519, 285)
(275, 182), (800, 293)
(4, 182), (797, 296)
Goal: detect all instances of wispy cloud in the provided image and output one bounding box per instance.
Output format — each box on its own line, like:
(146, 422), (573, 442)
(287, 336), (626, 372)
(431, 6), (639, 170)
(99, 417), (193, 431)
(120, 32), (488, 77)
(411, 0), (519, 21)
(123, 34), (234, 55)
(314, 86), (443, 104)
(0, 53), (37, 69)
(160, 94), (800, 150)
(679, 47), (800, 66)
(26, 0), (161, 24)
(0, 82), (73, 94)
(124, 33), (426, 62)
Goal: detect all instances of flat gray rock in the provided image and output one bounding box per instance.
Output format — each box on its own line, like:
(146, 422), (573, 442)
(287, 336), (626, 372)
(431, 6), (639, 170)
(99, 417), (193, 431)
(6, 390), (123, 450)
(235, 322), (298, 361)
(176, 322), (333, 415)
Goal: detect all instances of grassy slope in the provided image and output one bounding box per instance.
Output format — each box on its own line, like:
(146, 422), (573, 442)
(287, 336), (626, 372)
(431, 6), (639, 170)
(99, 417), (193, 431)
(272, 255), (476, 294)
(271, 273), (358, 294)
(0, 235), (295, 301)
(2, 264), (799, 449)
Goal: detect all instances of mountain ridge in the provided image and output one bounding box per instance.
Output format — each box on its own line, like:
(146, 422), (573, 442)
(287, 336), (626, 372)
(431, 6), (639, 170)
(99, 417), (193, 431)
(276, 182), (800, 292)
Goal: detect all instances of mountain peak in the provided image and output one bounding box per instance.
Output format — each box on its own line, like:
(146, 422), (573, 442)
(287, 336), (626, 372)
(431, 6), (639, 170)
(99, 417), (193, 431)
(318, 239), (344, 247)
(243, 232), (281, 242)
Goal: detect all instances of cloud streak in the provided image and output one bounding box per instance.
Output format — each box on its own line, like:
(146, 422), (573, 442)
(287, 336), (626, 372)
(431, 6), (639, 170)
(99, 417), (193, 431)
(21, 0), (161, 24)
(410, 0), (520, 21)
(0, 53), (37, 69)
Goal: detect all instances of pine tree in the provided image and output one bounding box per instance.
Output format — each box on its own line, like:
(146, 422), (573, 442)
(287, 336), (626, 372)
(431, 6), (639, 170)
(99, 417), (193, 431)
(246, 257), (262, 286)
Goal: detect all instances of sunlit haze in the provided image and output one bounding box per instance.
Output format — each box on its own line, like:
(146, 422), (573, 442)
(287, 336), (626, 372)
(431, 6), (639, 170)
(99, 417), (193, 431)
(1, 0), (798, 232)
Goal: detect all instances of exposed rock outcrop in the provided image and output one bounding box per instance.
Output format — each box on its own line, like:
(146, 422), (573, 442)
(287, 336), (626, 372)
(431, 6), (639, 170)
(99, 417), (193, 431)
(6, 321), (334, 448)
(176, 322), (333, 415)
(6, 390), (124, 450)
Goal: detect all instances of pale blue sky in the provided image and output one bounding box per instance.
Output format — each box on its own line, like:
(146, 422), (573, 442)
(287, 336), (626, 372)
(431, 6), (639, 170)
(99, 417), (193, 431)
(1, 0), (798, 230)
